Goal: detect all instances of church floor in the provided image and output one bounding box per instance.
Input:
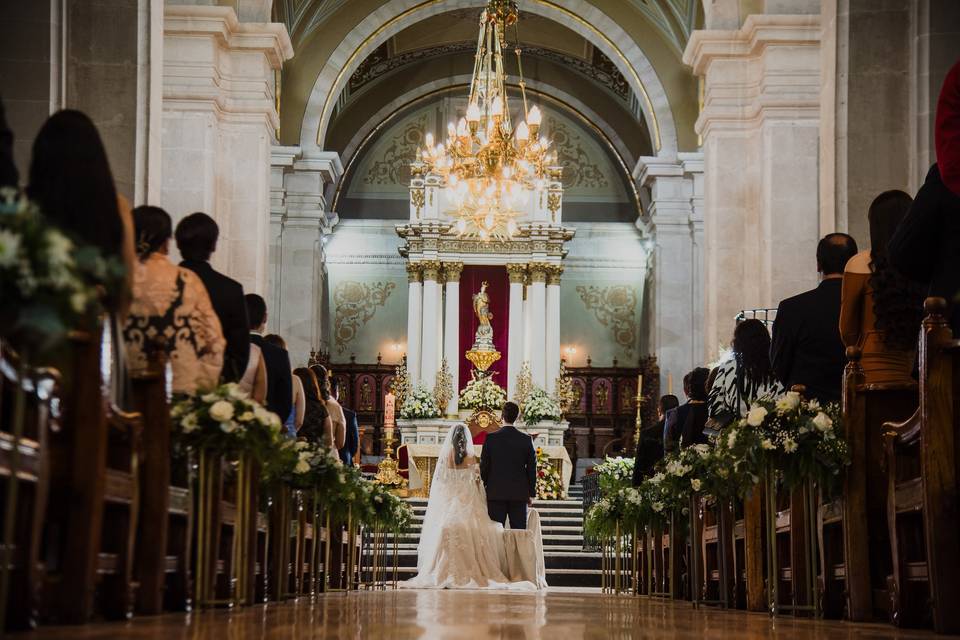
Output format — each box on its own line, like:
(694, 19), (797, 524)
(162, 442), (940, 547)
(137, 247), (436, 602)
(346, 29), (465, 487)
(18, 589), (940, 639)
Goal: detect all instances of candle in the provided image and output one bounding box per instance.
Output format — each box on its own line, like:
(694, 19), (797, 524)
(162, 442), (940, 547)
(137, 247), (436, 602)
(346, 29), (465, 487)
(384, 391), (396, 428)
(667, 372), (673, 395)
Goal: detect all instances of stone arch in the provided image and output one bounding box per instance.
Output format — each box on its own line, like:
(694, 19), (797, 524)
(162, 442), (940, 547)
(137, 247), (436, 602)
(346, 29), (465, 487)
(299, 0), (679, 157)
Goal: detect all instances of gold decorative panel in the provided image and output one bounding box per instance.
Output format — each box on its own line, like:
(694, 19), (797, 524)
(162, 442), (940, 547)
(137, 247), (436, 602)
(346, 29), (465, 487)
(575, 284), (638, 355)
(333, 281), (397, 353)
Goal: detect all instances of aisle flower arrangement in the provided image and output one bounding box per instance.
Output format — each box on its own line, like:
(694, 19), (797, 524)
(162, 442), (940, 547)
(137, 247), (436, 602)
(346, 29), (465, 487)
(535, 447), (564, 500)
(458, 375), (506, 411)
(584, 392), (849, 537)
(400, 384), (441, 419)
(171, 383), (285, 462)
(0, 189), (126, 347)
(521, 386), (561, 425)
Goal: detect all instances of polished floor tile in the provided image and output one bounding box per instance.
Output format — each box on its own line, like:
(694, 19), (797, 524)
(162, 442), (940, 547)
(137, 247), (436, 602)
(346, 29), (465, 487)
(16, 589), (941, 639)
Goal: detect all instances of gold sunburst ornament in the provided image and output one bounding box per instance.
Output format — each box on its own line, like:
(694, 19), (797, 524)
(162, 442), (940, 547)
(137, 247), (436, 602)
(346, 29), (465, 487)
(411, 0), (561, 241)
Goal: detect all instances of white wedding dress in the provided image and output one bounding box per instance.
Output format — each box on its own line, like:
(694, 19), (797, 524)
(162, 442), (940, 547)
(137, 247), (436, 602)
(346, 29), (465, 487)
(401, 424), (545, 590)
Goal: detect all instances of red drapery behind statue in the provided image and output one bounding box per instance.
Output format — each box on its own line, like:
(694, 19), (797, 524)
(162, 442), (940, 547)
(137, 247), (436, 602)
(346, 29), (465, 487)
(458, 265), (509, 392)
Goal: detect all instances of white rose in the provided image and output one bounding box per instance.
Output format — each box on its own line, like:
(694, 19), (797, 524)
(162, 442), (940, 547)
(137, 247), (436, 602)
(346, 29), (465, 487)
(691, 478), (702, 492)
(220, 421), (237, 433)
(294, 459), (311, 474)
(70, 291), (87, 313)
(650, 472), (665, 484)
(201, 393), (219, 403)
(295, 441), (311, 451)
(181, 413), (198, 433)
(761, 439), (776, 450)
(812, 412), (833, 432)
(783, 437), (798, 453)
(776, 391), (801, 413)
(209, 400), (235, 422)
(746, 406), (768, 427)
(693, 444), (710, 458)
(226, 384), (247, 400)
(238, 411), (254, 422)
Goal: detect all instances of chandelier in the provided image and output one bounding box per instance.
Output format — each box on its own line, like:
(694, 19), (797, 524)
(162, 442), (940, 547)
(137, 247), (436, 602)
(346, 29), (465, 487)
(411, 0), (561, 241)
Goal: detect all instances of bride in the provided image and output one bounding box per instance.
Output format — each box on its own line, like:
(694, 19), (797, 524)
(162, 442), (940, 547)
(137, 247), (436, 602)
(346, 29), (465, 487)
(401, 423), (545, 590)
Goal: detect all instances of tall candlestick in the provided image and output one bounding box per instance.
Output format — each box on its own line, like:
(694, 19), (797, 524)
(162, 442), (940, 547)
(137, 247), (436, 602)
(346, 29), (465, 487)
(667, 372), (673, 395)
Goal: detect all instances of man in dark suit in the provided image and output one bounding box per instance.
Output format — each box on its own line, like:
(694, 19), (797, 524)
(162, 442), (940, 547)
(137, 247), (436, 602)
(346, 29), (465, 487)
(332, 377), (359, 465)
(480, 401), (537, 530)
(663, 368), (710, 452)
(175, 212), (250, 382)
(770, 233), (858, 403)
(633, 394), (679, 485)
(245, 294), (292, 422)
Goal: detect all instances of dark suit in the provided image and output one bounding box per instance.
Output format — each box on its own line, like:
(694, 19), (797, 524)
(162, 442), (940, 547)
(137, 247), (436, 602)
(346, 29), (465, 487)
(180, 259), (249, 383)
(770, 279), (845, 403)
(889, 163), (960, 335)
(480, 424), (537, 530)
(663, 402), (708, 452)
(339, 407), (359, 466)
(250, 333), (292, 423)
(632, 421), (664, 486)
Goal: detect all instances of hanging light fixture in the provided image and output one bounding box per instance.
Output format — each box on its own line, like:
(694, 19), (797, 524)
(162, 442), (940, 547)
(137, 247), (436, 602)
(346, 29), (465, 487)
(411, 0), (559, 241)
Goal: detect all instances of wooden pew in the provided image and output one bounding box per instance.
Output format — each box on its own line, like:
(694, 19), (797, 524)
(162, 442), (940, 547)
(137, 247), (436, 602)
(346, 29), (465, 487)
(129, 355), (192, 614)
(0, 346), (56, 631)
(883, 298), (960, 632)
(42, 328), (142, 622)
(836, 347), (918, 622)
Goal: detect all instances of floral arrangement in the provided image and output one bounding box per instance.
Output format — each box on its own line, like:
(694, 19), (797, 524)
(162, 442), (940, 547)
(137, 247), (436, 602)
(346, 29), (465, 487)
(458, 374), (506, 411)
(0, 189), (126, 348)
(521, 386), (561, 425)
(593, 456), (635, 494)
(399, 383), (441, 419)
(360, 482), (414, 532)
(584, 391), (849, 537)
(170, 382), (285, 462)
(535, 447), (564, 500)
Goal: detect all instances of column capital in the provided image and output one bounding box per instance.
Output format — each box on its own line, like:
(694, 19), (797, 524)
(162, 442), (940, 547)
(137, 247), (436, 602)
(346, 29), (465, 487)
(546, 264), (564, 286)
(406, 263), (423, 283)
(506, 263), (527, 284)
(528, 263), (549, 284)
(442, 261), (463, 283)
(421, 260), (442, 282)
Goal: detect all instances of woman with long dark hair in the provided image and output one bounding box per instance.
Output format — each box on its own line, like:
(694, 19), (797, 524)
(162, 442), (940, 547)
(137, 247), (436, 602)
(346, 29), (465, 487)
(310, 364), (346, 451)
(27, 110), (135, 314)
(709, 319), (784, 422)
(121, 206), (224, 393)
(293, 367), (333, 446)
(841, 191), (926, 384)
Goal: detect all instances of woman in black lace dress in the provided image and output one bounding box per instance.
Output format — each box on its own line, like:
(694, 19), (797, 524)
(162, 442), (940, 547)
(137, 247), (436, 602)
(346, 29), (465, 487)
(294, 367), (332, 446)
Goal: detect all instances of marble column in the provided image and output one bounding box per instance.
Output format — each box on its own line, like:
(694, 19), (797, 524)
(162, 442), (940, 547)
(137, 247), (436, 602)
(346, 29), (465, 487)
(442, 262), (463, 416)
(637, 154), (703, 384)
(545, 265), (562, 394)
(528, 264), (548, 389)
(162, 4), (292, 295)
(405, 264), (423, 385)
(420, 261), (442, 391)
(684, 15), (822, 359)
(506, 264), (527, 399)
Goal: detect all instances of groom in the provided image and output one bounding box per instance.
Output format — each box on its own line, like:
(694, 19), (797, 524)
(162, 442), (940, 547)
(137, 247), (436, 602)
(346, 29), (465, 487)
(480, 401), (538, 529)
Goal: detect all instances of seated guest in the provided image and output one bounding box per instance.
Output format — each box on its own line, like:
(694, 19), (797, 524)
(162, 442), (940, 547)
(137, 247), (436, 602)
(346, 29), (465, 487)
(664, 368), (710, 451)
(28, 110), (136, 316)
(175, 212), (250, 382)
(632, 394), (678, 485)
(122, 206), (224, 393)
(770, 233), (858, 403)
(335, 380), (360, 466)
(245, 295), (293, 422)
(890, 61), (960, 335)
(312, 365), (347, 452)
(293, 367), (333, 445)
(709, 319), (784, 424)
(237, 338), (267, 404)
(264, 334), (302, 437)
(841, 191), (925, 384)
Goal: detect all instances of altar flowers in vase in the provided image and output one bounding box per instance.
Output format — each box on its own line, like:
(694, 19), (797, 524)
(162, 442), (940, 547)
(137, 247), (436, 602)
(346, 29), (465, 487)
(400, 384), (441, 419)
(521, 387), (561, 425)
(458, 374), (506, 411)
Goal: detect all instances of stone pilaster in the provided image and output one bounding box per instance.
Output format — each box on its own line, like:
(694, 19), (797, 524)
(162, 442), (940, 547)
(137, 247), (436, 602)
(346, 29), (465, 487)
(162, 4), (293, 296)
(527, 263), (548, 389)
(405, 263), (424, 385)
(420, 260), (442, 390)
(684, 14), (822, 359)
(442, 262), (463, 415)
(545, 265), (563, 394)
(506, 263), (527, 398)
